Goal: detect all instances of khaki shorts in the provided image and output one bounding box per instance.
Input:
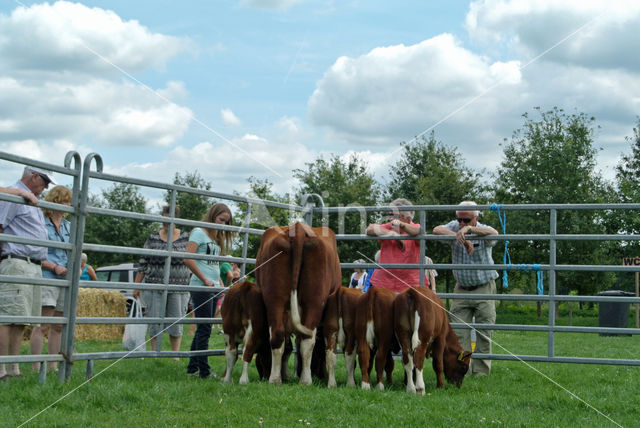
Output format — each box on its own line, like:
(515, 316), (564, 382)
(41, 285), (65, 313)
(0, 258), (42, 324)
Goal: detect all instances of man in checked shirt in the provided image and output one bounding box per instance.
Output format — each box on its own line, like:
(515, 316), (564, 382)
(433, 201), (499, 376)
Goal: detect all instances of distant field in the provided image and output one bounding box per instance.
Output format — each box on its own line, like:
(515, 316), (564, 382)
(1, 308), (637, 427)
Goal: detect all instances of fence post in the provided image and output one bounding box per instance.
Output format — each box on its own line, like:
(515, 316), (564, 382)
(154, 190), (178, 352)
(240, 202), (252, 278)
(57, 151), (82, 382)
(300, 194), (324, 226)
(61, 153), (103, 381)
(548, 208), (557, 358)
(419, 209), (426, 287)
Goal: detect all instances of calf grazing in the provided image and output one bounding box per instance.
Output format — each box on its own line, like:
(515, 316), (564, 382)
(355, 286), (399, 391)
(256, 222), (341, 385)
(220, 281), (275, 384)
(394, 287), (472, 394)
(322, 286), (362, 387)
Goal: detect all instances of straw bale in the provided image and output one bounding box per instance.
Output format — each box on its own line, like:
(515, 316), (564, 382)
(75, 288), (127, 341)
(22, 288), (127, 341)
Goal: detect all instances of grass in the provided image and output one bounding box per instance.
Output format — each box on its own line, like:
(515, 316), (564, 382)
(1, 312), (638, 427)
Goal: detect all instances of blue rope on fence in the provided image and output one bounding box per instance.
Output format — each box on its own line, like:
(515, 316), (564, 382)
(489, 203), (544, 294)
(490, 203), (509, 288)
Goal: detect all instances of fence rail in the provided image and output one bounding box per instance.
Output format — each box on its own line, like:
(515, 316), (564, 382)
(1, 150), (639, 384)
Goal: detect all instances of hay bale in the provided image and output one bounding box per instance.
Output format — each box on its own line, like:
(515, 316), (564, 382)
(22, 288), (127, 342)
(75, 288), (127, 341)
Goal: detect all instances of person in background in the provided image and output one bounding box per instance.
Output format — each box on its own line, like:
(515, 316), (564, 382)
(362, 250), (380, 293)
(365, 198), (422, 293)
(433, 201), (499, 376)
(230, 262), (242, 282)
(0, 187), (38, 206)
(214, 261), (234, 321)
(349, 259), (367, 290)
(219, 262), (234, 287)
(134, 205), (191, 360)
(183, 203), (233, 378)
(30, 186), (72, 372)
(0, 166), (51, 380)
(79, 253), (97, 281)
(424, 256), (438, 292)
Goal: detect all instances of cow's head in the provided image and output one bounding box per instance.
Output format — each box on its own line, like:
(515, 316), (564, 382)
(443, 348), (472, 388)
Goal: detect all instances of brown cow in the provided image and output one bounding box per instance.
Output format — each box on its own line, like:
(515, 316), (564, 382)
(394, 287), (472, 394)
(221, 280), (293, 384)
(220, 281), (272, 384)
(255, 222), (341, 385)
(322, 286), (363, 387)
(355, 286), (399, 391)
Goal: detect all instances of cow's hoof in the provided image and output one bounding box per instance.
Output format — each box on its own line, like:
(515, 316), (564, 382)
(327, 379), (337, 388)
(299, 378), (312, 386)
(406, 386), (416, 394)
(347, 379), (356, 388)
(221, 377), (232, 384)
(376, 383), (385, 391)
(416, 388), (425, 396)
(239, 377), (248, 385)
(269, 377), (282, 385)
(361, 382), (370, 390)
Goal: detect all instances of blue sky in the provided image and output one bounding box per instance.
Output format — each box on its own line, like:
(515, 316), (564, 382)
(1, 0), (640, 205)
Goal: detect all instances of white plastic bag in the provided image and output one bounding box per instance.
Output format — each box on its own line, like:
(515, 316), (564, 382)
(122, 297), (147, 351)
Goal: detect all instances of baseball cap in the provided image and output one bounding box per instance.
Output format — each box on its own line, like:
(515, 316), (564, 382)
(25, 166), (56, 185)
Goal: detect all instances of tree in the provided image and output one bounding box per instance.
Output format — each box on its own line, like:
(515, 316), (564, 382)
(493, 107), (616, 299)
(83, 183), (154, 268)
(386, 133), (485, 293)
(293, 154), (382, 276)
(165, 171), (213, 221)
(233, 177), (296, 262)
(612, 118), (640, 291)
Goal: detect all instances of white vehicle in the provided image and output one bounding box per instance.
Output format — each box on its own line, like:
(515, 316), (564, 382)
(95, 263), (141, 314)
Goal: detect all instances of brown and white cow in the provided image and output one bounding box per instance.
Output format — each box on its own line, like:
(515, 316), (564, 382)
(355, 286), (399, 391)
(322, 286), (363, 387)
(220, 280), (273, 384)
(394, 287), (472, 394)
(255, 222), (341, 385)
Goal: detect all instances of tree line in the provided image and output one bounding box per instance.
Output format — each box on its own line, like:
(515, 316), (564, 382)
(83, 108), (640, 297)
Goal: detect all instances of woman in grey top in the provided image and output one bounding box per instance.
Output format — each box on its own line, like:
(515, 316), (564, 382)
(134, 205), (191, 358)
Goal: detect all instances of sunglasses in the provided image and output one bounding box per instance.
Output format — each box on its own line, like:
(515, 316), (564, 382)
(456, 217), (473, 224)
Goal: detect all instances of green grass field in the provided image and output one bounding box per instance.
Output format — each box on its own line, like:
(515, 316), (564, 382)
(1, 310), (638, 427)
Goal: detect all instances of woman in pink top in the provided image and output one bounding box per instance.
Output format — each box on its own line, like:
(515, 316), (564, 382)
(365, 198), (422, 293)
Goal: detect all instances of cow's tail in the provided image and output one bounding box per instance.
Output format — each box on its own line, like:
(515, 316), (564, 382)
(407, 289), (421, 353)
(290, 222), (314, 336)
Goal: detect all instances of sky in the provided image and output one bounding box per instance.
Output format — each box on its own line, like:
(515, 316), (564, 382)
(1, 0), (640, 206)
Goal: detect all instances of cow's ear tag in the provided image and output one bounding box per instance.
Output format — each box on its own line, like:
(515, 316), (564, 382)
(458, 351), (464, 361)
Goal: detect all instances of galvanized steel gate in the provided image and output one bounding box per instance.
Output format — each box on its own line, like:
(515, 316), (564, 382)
(1, 150), (639, 385)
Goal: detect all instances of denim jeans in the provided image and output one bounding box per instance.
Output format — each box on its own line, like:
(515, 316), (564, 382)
(187, 290), (218, 377)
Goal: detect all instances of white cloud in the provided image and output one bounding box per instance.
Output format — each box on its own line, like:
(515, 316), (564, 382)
(221, 108), (242, 126)
(465, 0), (640, 70)
(0, 1), (187, 75)
(157, 81), (188, 102)
(241, 0), (302, 10)
(308, 34), (521, 148)
(107, 133), (317, 196)
(0, 2), (193, 147)
(0, 77), (192, 146)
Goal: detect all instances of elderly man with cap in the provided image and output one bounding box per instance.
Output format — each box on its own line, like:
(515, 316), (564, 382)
(0, 166), (53, 380)
(433, 201), (499, 376)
